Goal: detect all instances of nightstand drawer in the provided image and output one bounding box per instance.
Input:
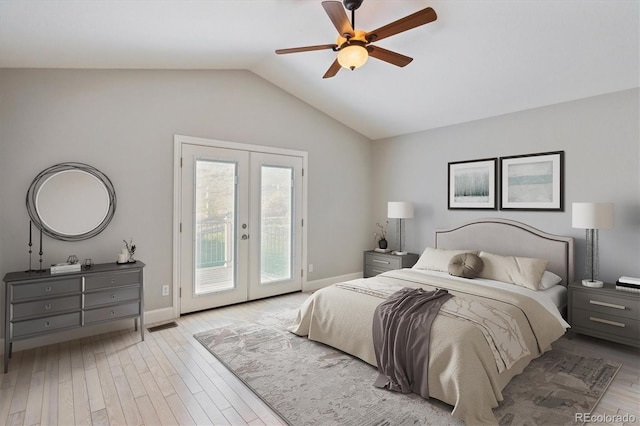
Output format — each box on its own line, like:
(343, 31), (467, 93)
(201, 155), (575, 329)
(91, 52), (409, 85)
(572, 290), (640, 321)
(365, 264), (393, 277)
(365, 253), (403, 269)
(572, 308), (639, 341)
(363, 251), (419, 278)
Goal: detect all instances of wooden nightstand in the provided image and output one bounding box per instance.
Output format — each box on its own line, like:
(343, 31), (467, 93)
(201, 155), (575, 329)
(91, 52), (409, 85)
(363, 251), (419, 278)
(568, 281), (640, 348)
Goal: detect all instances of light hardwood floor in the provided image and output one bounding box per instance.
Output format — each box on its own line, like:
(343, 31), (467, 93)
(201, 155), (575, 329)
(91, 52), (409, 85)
(1, 291), (638, 425)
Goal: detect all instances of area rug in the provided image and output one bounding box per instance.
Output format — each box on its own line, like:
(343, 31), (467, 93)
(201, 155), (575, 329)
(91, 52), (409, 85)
(194, 310), (620, 426)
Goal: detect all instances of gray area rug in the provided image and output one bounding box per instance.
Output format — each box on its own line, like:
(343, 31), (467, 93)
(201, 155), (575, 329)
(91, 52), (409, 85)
(194, 310), (620, 426)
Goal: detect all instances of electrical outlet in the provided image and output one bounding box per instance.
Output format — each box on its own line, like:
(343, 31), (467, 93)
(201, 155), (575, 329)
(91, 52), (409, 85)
(308, 264), (314, 273)
(162, 285), (169, 296)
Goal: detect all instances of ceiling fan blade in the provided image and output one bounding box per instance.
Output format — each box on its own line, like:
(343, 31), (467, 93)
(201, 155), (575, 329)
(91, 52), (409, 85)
(322, 1), (354, 37)
(275, 44), (338, 55)
(323, 59), (342, 79)
(366, 7), (437, 43)
(368, 46), (413, 67)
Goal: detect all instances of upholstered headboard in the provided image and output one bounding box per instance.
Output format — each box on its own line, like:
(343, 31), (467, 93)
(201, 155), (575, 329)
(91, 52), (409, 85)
(435, 218), (575, 285)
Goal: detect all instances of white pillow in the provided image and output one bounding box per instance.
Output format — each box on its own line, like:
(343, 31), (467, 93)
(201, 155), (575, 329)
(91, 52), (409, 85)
(539, 270), (563, 290)
(478, 251), (549, 291)
(413, 247), (479, 272)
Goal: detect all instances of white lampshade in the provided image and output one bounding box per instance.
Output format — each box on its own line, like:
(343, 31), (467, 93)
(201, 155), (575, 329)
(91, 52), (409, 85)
(572, 202), (614, 229)
(388, 202), (414, 219)
(337, 44), (368, 70)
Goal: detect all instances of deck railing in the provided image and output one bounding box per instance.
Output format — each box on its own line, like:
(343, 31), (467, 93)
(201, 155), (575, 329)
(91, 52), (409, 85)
(196, 218), (231, 269)
(196, 217), (291, 281)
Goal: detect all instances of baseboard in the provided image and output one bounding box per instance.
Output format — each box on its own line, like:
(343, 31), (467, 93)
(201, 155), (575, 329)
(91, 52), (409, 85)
(304, 272), (363, 293)
(144, 307), (176, 325)
(0, 307), (177, 355)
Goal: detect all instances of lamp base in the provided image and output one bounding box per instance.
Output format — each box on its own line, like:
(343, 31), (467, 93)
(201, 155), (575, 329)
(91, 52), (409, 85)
(393, 251), (408, 256)
(582, 279), (604, 288)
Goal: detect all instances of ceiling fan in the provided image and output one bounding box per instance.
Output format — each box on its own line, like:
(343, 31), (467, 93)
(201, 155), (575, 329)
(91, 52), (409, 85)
(275, 0), (437, 79)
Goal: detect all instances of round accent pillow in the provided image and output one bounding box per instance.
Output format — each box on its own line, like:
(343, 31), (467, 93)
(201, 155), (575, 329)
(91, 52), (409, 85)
(448, 253), (484, 279)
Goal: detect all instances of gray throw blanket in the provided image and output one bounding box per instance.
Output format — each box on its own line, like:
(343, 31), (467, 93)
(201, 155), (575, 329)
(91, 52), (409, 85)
(372, 287), (452, 398)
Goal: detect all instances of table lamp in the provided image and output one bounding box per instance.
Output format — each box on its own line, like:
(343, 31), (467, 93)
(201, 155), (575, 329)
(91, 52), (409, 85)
(572, 202), (614, 287)
(388, 202), (414, 255)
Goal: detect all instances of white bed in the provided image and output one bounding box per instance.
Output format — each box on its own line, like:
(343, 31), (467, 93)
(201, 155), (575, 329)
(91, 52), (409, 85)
(290, 218), (575, 425)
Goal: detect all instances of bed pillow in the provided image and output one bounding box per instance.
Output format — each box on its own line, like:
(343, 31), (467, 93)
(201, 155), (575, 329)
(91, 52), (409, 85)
(539, 270), (563, 289)
(448, 253), (484, 279)
(478, 251), (549, 290)
(413, 247), (479, 272)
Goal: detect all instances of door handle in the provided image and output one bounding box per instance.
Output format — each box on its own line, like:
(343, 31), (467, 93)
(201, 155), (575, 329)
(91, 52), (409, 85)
(241, 234), (249, 240)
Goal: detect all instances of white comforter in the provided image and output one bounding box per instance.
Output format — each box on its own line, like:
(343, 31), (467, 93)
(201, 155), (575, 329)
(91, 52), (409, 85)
(289, 269), (567, 425)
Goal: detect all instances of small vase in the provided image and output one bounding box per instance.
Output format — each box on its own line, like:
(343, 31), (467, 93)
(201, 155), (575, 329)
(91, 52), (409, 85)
(378, 238), (388, 250)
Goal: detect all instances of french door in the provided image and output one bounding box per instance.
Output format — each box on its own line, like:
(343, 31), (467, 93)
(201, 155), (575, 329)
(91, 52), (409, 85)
(179, 141), (304, 314)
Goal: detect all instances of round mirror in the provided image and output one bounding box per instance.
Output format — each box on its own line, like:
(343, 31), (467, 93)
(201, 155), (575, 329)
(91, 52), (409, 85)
(26, 163), (116, 241)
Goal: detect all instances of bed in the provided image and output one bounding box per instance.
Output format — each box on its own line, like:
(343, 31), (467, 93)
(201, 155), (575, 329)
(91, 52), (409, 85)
(289, 218), (575, 425)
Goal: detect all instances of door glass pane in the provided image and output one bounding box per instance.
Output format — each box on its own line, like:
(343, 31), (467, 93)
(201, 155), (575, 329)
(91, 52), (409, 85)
(194, 160), (236, 295)
(260, 166), (293, 284)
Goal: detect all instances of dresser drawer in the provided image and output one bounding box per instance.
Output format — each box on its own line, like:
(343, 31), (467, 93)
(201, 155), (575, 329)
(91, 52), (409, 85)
(571, 290), (640, 321)
(11, 278), (81, 302)
(12, 312), (81, 338)
(84, 285), (140, 308)
(84, 270), (140, 291)
(84, 302), (140, 325)
(365, 253), (403, 269)
(572, 308), (639, 341)
(12, 295), (81, 320)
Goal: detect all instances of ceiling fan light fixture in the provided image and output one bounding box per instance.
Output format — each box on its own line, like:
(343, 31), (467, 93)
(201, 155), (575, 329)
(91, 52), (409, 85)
(275, 2), (437, 78)
(337, 44), (368, 70)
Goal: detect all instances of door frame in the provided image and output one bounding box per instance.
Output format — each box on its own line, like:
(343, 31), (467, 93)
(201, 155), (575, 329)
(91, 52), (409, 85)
(172, 134), (308, 318)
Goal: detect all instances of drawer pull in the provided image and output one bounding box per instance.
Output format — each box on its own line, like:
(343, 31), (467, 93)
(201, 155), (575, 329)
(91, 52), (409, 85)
(111, 294), (116, 299)
(45, 286), (52, 292)
(589, 316), (626, 328)
(44, 321), (51, 327)
(589, 300), (626, 310)
(111, 310), (116, 316)
(111, 279), (116, 284)
(44, 303), (51, 310)
(371, 259), (390, 265)
(372, 269), (385, 274)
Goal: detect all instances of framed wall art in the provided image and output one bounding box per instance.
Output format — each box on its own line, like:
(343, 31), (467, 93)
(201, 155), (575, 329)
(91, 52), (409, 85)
(448, 158), (497, 210)
(500, 151), (564, 211)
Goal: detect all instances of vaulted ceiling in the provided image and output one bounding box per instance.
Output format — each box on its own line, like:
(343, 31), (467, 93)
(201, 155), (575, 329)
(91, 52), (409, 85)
(1, 1), (638, 140)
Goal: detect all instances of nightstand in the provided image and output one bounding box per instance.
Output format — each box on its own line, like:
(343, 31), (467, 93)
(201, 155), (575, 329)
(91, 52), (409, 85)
(363, 251), (419, 278)
(568, 281), (639, 348)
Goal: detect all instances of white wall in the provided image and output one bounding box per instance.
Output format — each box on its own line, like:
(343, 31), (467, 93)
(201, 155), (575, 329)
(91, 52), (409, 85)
(0, 69), (373, 329)
(372, 89), (640, 284)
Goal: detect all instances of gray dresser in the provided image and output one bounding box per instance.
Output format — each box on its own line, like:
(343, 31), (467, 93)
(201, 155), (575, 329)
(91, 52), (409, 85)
(568, 281), (639, 348)
(363, 251), (419, 278)
(3, 261), (145, 373)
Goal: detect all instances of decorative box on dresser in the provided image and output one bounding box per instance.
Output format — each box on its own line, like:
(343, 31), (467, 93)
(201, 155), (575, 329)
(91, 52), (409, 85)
(3, 261), (145, 373)
(568, 281), (639, 348)
(364, 251), (419, 278)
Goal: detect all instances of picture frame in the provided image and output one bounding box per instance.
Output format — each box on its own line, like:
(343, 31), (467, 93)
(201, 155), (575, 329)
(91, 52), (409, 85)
(448, 158), (497, 210)
(499, 151), (564, 211)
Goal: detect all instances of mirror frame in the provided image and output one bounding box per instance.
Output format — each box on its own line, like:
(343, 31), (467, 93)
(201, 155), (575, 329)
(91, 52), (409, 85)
(26, 162), (117, 241)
